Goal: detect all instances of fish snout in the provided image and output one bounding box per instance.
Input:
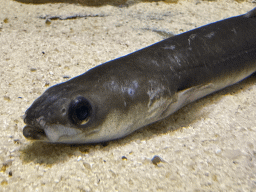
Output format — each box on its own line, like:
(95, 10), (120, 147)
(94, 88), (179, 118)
(23, 112), (48, 140)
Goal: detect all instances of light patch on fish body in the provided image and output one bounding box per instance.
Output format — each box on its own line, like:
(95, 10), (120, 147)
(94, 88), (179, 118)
(44, 124), (83, 142)
(23, 8), (256, 144)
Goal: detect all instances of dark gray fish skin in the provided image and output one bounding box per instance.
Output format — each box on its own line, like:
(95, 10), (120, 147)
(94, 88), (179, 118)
(23, 8), (256, 144)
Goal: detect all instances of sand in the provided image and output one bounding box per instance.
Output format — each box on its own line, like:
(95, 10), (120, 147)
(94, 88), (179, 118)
(0, 0), (256, 191)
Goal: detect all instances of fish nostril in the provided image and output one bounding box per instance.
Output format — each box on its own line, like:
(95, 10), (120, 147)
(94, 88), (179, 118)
(22, 114), (26, 120)
(36, 116), (46, 128)
(23, 115), (28, 124)
(61, 108), (66, 114)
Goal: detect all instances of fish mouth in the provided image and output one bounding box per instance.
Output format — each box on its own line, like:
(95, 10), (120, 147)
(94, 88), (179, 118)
(23, 123), (85, 143)
(23, 125), (47, 141)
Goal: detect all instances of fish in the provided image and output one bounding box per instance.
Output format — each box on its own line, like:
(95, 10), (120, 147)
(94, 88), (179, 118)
(23, 8), (256, 144)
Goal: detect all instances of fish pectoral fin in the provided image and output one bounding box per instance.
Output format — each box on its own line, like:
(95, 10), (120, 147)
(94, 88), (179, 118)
(177, 83), (216, 107)
(158, 83), (216, 119)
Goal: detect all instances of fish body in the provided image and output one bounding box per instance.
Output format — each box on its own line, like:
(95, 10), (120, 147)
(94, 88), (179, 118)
(23, 8), (256, 144)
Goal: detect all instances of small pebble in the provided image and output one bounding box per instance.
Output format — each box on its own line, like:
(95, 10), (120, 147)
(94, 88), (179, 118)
(14, 139), (21, 144)
(3, 96), (11, 101)
(54, 178), (60, 183)
(63, 75), (70, 79)
(151, 155), (163, 165)
(1, 159), (14, 172)
(83, 162), (92, 170)
(215, 149), (222, 154)
(3, 18), (9, 23)
(45, 19), (51, 25)
(44, 82), (50, 87)
(1, 180), (8, 185)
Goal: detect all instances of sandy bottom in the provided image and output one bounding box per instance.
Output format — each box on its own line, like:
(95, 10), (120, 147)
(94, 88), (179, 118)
(0, 0), (256, 191)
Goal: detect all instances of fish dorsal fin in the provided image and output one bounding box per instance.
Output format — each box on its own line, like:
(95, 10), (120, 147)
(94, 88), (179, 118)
(245, 7), (256, 18)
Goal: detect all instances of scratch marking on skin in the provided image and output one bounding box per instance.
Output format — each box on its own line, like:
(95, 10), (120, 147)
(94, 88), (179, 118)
(105, 80), (139, 97)
(121, 80), (139, 96)
(147, 87), (161, 100)
(174, 55), (181, 65)
(152, 60), (160, 66)
(147, 80), (166, 108)
(162, 45), (176, 50)
(109, 81), (119, 91)
(231, 28), (237, 34)
(167, 55), (178, 71)
(205, 32), (215, 38)
(169, 65), (174, 72)
(188, 34), (196, 46)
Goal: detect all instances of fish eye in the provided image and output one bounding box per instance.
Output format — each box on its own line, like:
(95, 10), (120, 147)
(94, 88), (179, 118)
(69, 96), (92, 125)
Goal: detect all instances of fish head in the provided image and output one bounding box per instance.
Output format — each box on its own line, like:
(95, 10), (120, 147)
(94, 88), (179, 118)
(22, 78), (146, 144)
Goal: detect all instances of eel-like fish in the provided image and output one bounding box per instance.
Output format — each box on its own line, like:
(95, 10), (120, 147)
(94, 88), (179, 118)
(23, 8), (256, 144)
